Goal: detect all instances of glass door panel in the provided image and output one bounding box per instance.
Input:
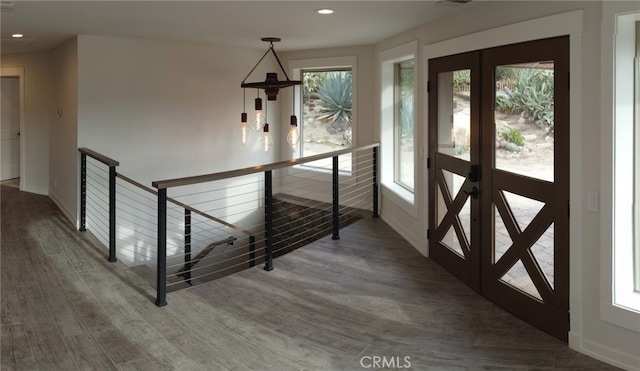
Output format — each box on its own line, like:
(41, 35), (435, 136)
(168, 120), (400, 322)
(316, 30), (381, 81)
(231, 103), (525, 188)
(494, 63), (554, 182)
(437, 69), (471, 161)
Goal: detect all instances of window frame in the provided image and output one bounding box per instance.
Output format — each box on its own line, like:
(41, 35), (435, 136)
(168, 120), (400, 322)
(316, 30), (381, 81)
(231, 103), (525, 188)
(602, 8), (640, 332)
(290, 56), (357, 175)
(380, 41), (418, 208)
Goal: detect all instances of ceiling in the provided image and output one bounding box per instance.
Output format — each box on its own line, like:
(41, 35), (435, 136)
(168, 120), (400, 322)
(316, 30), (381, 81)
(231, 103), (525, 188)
(0, 0), (478, 55)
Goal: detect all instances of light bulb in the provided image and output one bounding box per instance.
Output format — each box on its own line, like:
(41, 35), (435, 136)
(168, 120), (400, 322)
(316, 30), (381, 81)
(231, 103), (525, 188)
(253, 97), (263, 131)
(262, 123), (272, 152)
(286, 115), (299, 152)
(240, 113), (249, 146)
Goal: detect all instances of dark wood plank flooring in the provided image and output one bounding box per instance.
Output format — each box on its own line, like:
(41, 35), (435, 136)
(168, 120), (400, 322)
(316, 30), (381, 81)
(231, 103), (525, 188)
(1, 185), (618, 370)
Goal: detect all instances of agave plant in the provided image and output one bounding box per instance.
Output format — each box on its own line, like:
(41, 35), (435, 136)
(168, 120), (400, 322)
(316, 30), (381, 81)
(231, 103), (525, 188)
(315, 71), (352, 124)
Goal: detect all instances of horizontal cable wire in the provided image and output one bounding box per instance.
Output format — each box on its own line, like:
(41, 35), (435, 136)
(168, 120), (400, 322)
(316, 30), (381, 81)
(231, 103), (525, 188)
(86, 220), (109, 241)
(86, 200), (109, 222)
(85, 177), (109, 197)
(87, 161), (109, 177)
(116, 185), (157, 212)
(169, 178), (264, 203)
(166, 241), (267, 274)
(165, 238), (256, 270)
(167, 244), (267, 282)
(169, 177), (265, 200)
(86, 169), (109, 187)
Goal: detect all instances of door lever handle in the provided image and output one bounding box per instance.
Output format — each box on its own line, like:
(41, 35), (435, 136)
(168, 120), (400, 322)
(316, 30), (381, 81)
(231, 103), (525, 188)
(464, 186), (480, 200)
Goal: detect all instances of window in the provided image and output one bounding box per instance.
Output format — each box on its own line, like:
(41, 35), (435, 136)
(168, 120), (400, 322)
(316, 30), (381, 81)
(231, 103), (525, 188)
(291, 57), (356, 172)
(610, 10), (640, 324)
(301, 69), (352, 157)
(395, 60), (415, 191)
(635, 20), (640, 294)
(381, 41), (417, 205)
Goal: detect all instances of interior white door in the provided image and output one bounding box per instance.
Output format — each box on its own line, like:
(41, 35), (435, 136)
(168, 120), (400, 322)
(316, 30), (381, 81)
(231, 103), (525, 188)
(1, 76), (20, 181)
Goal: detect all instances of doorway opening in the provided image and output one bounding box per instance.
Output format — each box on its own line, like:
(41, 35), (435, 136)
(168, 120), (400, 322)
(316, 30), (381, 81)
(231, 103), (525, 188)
(1, 68), (24, 190)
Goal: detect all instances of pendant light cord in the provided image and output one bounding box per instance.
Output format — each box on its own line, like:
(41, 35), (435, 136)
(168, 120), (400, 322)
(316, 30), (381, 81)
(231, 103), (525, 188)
(241, 41), (293, 84)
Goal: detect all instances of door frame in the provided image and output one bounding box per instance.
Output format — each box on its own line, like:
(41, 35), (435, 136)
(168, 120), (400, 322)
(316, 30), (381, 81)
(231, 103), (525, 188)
(1, 67), (25, 190)
(423, 10), (583, 345)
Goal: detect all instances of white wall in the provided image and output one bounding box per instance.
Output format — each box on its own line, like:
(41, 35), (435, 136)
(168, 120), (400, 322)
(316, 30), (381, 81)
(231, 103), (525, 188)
(77, 35), (279, 188)
(49, 38), (79, 223)
(1, 52), (50, 195)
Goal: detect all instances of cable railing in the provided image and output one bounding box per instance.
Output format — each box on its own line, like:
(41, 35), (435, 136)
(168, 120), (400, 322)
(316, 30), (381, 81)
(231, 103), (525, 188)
(79, 148), (255, 279)
(78, 143), (379, 307)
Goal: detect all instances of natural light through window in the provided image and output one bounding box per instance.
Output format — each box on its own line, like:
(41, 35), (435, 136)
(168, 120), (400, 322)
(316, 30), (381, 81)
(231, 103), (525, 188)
(290, 56), (356, 173)
(381, 41), (417, 205)
(634, 21), (640, 295)
(613, 13), (640, 315)
(395, 60), (415, 191)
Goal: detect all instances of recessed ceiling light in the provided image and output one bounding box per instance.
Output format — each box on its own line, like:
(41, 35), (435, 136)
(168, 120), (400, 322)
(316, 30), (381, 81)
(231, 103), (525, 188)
(11, 33), (23, 38)
(315, 8), (334, 15)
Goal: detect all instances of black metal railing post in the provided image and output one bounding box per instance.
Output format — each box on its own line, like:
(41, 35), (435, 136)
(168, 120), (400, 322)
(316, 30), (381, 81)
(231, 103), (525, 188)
(156, 188), (168, 307)
(249, 235), (256, 268)
(332, 155), (340, 240)
(108, 165), (117, 262)
(79, 152), (87, 232)
(372, 146), (379, 218)
(184, 209), (192, 284)
(264, 170), (274, 271)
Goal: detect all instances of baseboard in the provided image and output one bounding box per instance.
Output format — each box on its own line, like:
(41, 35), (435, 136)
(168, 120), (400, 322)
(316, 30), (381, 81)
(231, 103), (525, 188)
(49, 191), (76, 227)
(380, 214), (427, 257)
(571, 332), (640, 371)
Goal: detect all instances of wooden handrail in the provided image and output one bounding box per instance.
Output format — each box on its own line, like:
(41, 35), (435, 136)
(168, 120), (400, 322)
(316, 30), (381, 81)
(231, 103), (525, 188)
(78, 148), (119, 167)
(152, 142), (380, 190)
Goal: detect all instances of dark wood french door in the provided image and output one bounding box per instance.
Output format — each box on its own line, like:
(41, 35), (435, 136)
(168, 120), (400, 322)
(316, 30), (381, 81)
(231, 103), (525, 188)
(428, 36), (569, 341)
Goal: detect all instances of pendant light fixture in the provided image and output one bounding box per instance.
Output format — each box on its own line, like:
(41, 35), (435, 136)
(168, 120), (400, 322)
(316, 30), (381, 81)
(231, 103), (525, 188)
(253, 91), (264, 131)
(286, 90), (299, 152)
(241, 37), (301, 101)
(261, 100), (272, 152)
(239, 89), (249, 146)
(240, 113), (249, 146)
(240, 37), (301, 148)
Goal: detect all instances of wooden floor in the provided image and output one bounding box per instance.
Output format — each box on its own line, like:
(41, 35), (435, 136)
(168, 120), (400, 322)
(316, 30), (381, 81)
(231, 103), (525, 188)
(1, 185), (618, 370)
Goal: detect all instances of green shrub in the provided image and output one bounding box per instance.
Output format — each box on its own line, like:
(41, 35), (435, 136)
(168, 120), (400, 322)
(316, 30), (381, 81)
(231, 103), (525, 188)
(453, 70), (471, 91)
(496, 95), (519, 114)
(303, 72), (327, 96)
(503, 142), (522, 153)
(496, 67), (517, 82)
(495, 68), (554, 131)
(315, 71), (352, 124)
(501, 127), (524, 146)
(511, 69), (554, 129)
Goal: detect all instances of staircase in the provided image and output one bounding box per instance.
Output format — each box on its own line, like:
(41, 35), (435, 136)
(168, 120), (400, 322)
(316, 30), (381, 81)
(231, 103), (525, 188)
(272, 194), (363, 257)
